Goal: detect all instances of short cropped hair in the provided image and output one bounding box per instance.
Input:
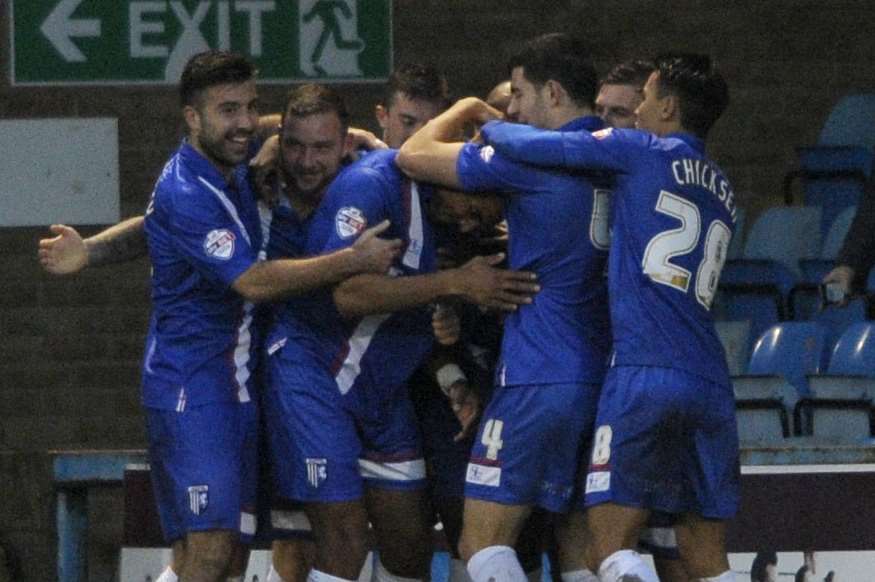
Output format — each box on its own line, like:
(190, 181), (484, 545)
(654, 53), (729, 139)
(601, 59), (655, 89)
(282, 84), (350, 133)
(381, 63), (449, 109)
(507, 33), (598, 108)
(179, 50), (257, 108)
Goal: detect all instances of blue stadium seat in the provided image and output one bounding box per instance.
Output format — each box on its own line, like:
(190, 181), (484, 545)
(800, 321), (875, 440)
(784, 94), (874, 237)
(813, 298), (868, 355)
(826, 321), (875, 376)
(717, 207), (821, 344)
(745, 322), (829, 398)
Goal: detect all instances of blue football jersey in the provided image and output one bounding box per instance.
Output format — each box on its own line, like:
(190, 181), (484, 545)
(269, 149), (437, 403)
(456, 116), (611, 387)
(142, 140), (263, 410)
(481, 123), (737, 383)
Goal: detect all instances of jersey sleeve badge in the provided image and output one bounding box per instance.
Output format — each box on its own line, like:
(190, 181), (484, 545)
(335, 206), (367, 238)
(593, 128), (614, 140)
(203, 229), (236, 260)
(479, 145), (495, 163)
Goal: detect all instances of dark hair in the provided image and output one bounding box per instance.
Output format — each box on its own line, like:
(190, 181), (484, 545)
(381, 63), (449, 109)
(179, 50), (257, 108)
(601, 59), (655, 89)
(282, 84), (350, 132)
(751, 551), (778, 582)
(653, 53), (729, 139)
(507, 33), (598, 108)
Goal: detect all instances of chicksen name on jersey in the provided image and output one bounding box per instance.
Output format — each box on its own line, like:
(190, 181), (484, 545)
(671, 158), (736, 222)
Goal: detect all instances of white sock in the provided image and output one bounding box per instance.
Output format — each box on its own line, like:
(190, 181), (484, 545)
(267, 564), (289, 582)
(597, 549), (659, 582)
(701, 571), (736, 582)
(467, 546), (528, 582)
(371, 556), (423, 582)
(309, 569), (359, 582)
(156, 567), (178, 582)
(561, 569), (599, 582)
(450, 558), (473, 582)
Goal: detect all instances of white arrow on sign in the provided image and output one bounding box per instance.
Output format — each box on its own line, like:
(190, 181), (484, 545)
(39, 0), (101, 63)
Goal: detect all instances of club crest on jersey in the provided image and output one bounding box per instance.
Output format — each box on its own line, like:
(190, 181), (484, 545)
(203, 229), (235, 260)
(335, 207), (366, 238)
(306, 458), (328, 488)
(592, 128), (613, 140)
(187, 485), (209, 515)
(479, 145), (495, 163)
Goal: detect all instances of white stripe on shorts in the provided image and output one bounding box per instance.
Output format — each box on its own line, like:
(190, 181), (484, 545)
(358, 458), (426, 482)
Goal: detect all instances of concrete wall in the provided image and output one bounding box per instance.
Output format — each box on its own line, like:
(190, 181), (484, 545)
(1, 1), (874, 579)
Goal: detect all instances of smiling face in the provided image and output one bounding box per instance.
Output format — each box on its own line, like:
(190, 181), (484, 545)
(186, 80), (259, 177)
(184, 80), (258, 175)
(279, 111), (348, 200)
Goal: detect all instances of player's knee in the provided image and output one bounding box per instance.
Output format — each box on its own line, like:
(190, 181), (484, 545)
(185, 530), (235, 577)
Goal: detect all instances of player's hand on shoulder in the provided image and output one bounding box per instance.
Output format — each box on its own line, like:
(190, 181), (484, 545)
(38, 224), (88, 275)
(456, 253), (539, 311)
(249, 135), (280, 206)
(346, 127), (388, 162)
(351, 219), (402, 274)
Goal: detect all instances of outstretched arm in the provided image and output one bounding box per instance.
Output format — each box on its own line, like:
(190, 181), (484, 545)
(480, 121), (629, 172)
(233, 219), (402, 303)
(396, 97), (502, 188)
(333, 252), (539, 318)
(38, 216), (147, 275)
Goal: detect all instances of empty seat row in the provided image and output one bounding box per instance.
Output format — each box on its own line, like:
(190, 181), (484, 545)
(726, 321), (875, 444)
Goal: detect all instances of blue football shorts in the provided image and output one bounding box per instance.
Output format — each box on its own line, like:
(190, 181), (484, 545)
(266, 352), (425, 504)
(145, 400), (258, 544)
(583, 365), (740, 519)
(465, 382), (600, 513)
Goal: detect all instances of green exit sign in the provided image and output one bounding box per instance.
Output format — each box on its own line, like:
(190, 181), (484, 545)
(10, 0), (392, 85)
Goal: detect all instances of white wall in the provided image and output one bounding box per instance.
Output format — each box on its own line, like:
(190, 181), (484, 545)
(0, 118), (119, 226)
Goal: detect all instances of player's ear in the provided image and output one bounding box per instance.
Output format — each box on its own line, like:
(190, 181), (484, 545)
(183, 105), (201, 135)
(660, 93), (679, 122)
(341, 131), (354, 156)
(375, 104), (389, 130)
(544, 79), (564, 107)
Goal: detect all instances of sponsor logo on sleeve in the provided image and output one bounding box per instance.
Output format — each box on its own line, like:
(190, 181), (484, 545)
(479, 145), (495, 163)
(187, 485), (209, 515)
(203, 229), (236, 260)
(592, 128), (613, 140)
(335, 207), (367, 238)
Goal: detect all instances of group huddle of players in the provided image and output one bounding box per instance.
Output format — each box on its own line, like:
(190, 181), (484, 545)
(39, 31), (739, 582)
